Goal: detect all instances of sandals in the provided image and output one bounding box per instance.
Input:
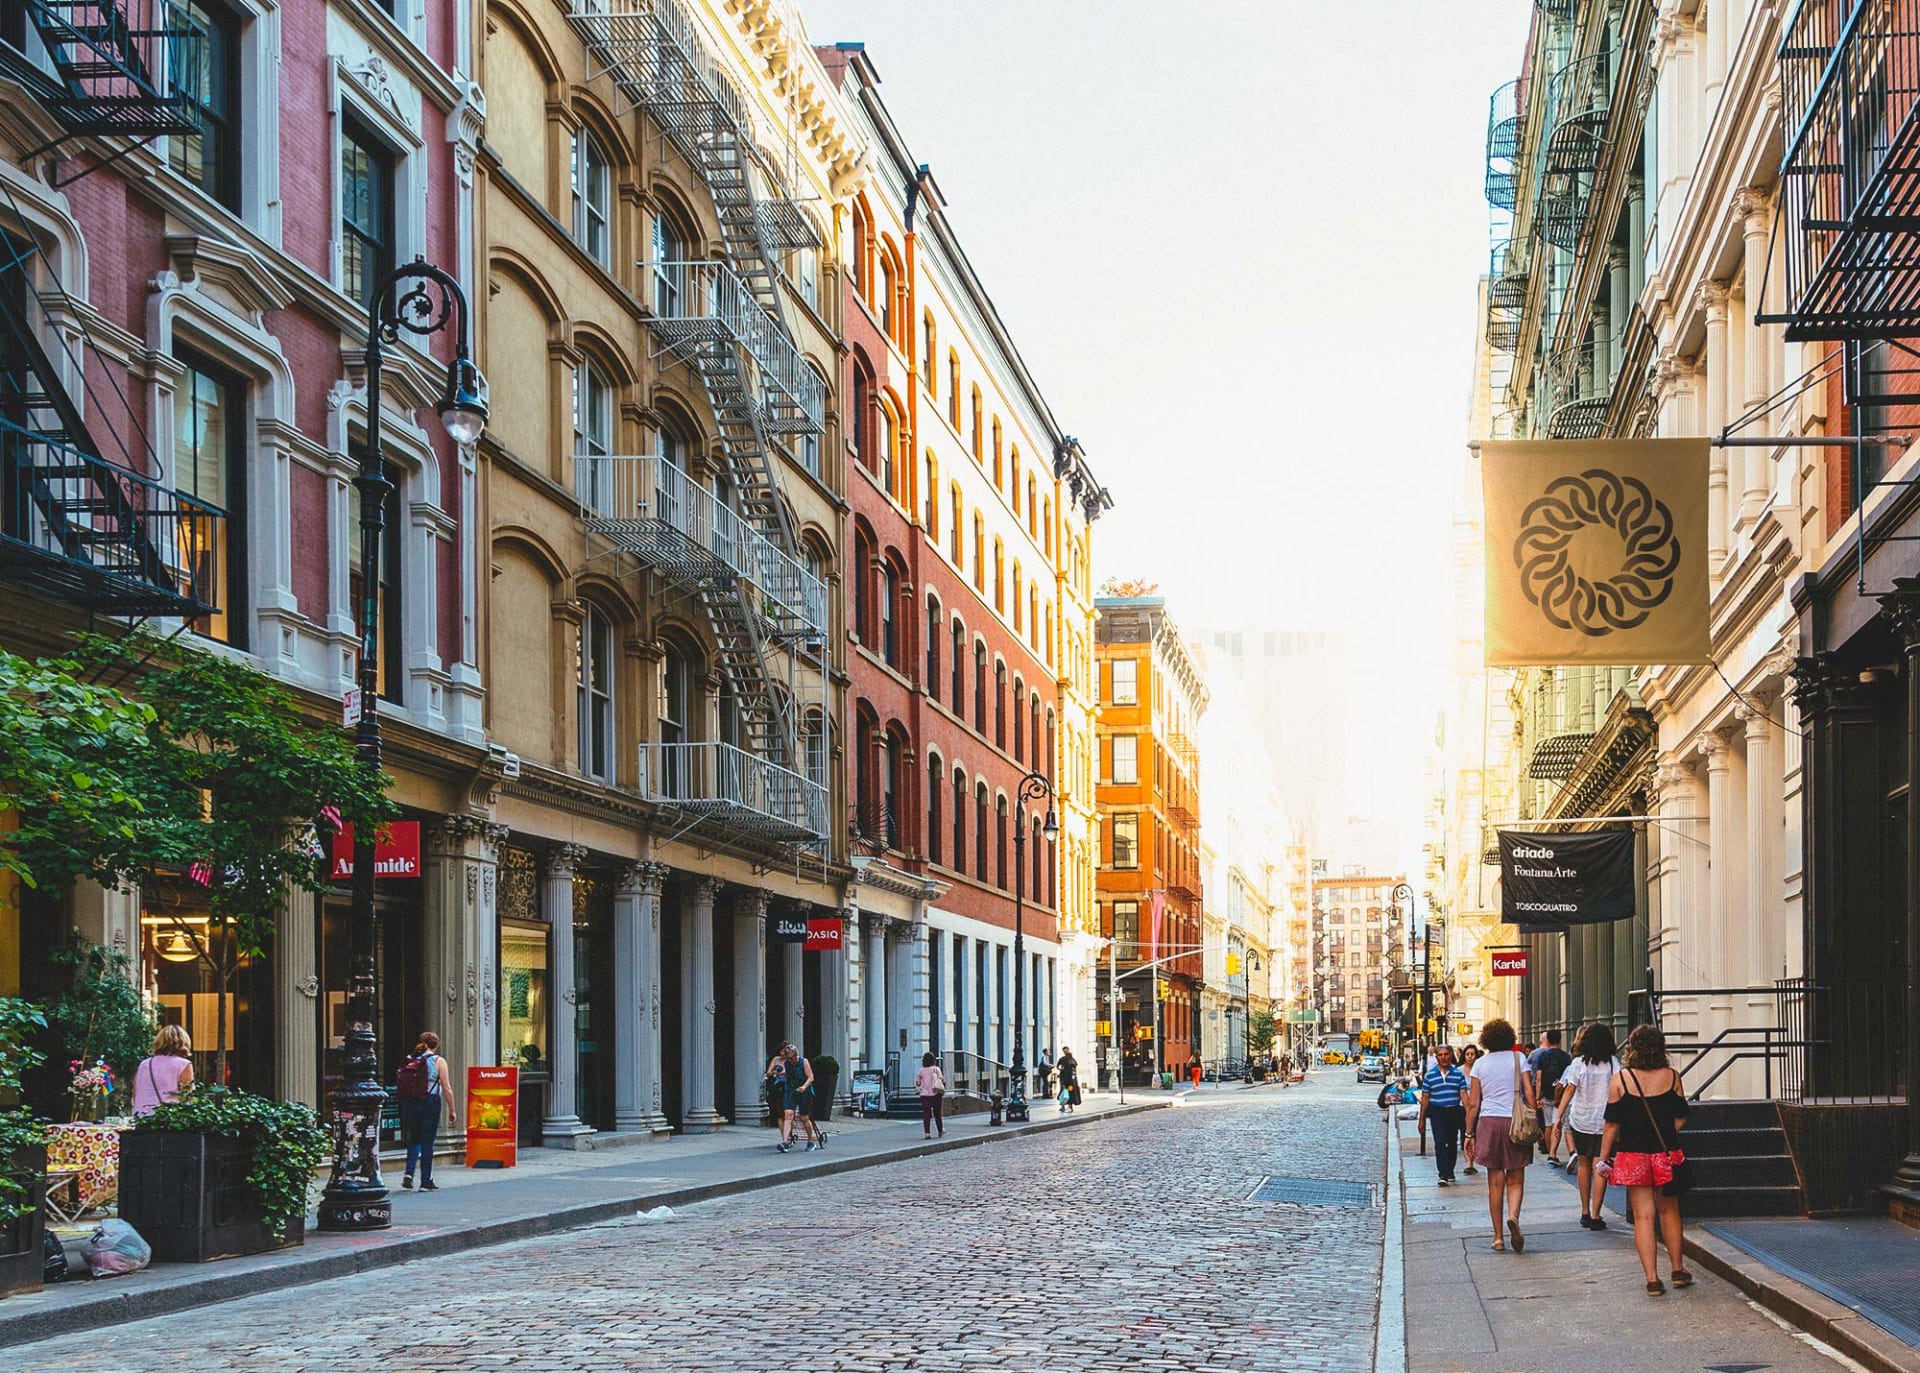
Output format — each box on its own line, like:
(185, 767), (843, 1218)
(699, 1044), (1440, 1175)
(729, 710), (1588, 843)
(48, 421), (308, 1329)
(1490, 1238), (1505, 1251)
(1507, 1219), (1525, 1253)
(1647, 1279), (1665, 1296)
(1672, 1269), (1694, 1288)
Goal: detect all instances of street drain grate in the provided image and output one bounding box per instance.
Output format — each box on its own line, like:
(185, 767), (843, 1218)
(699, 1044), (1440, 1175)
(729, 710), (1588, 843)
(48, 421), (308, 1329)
(1247, 1176), (1374, 1207)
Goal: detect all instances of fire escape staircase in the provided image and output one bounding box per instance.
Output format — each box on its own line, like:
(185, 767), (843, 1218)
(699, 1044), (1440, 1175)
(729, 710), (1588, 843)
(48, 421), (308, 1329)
(566, 1), (828, 847)
(0, 233), (221, 617)
(1539, 50), (1611, 251)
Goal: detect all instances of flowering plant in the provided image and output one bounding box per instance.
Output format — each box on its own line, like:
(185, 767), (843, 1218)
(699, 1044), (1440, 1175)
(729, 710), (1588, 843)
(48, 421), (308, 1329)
(69, 1057), (116, 1096)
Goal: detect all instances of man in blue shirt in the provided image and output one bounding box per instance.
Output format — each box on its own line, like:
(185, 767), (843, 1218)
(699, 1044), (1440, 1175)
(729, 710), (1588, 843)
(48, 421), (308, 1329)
(1419, 1044), (1470, 1185)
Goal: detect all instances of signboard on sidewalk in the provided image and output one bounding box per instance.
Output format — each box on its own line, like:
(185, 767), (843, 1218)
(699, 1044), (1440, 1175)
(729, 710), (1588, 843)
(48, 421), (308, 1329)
(849, 1069), (887, 1116)
(803, 917), (842, 951)
(1490, 948), (1530, 978)
(464, 1065), (519, 1168)
(329, 821), (422, 880)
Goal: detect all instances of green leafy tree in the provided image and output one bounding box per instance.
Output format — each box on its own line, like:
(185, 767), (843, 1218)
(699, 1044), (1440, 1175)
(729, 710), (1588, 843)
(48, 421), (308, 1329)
(59, 632), (392, 1085)
(0, 998), (48, 1217)
(1249, 1010), (1277, 1058)
(39, 940), (157, 1103)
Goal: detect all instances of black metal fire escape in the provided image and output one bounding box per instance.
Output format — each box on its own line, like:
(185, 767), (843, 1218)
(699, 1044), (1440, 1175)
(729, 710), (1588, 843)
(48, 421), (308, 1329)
(0, 3), (222, 617)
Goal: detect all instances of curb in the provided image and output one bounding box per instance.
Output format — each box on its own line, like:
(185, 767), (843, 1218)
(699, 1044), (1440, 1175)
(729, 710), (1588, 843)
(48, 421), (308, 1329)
(4, 1100), (1171, 1348)
(1683, 1230), (1920, 1373)
(1373, 1113), (1406, 1373)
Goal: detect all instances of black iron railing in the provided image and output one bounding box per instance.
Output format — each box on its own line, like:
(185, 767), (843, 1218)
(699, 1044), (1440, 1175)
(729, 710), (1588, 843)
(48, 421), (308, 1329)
(1774, 0), (1920, 338)
(1629, 979), (1902, 1102)
(24, 0), (206, 137)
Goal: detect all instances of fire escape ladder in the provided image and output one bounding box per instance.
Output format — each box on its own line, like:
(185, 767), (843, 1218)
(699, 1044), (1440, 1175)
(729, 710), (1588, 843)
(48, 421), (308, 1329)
(0, 234), (219, 615)
(22, 0), (205, 139)
(1537, 49), (1612, 252)
(1486, 79), (1524, 212)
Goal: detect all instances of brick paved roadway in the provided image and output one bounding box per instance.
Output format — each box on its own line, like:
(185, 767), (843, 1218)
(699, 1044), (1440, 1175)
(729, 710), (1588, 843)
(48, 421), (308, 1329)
(14, 1077), (1386, 1372)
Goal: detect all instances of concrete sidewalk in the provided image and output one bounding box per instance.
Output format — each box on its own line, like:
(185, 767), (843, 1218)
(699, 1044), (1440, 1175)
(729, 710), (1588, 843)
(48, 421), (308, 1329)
(1391, 1112), (1915, 1373)
(3, 1091), (1166, 1347)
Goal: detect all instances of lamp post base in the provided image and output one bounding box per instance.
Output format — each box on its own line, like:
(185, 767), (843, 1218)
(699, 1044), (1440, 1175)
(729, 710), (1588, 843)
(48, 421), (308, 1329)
(1005, 1090), (1030, 1123)
(316, 1181), (392, 1231)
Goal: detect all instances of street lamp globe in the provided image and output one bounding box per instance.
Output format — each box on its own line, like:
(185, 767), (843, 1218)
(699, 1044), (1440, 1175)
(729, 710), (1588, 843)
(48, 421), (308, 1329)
(436, 357), (490, 445)
(1042, 809), (1059, 840)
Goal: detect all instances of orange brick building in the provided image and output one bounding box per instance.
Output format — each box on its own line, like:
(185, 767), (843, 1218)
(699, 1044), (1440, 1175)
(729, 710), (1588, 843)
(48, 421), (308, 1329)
(1094, 595), (1208, 1085)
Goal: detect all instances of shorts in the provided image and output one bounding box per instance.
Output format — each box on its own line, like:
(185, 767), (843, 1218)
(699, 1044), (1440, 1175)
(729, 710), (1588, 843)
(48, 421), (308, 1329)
(788, 1089), (813, 1115)
(1570, 1128), (1602, 1159)
(1610, 1148), (1683, 1188)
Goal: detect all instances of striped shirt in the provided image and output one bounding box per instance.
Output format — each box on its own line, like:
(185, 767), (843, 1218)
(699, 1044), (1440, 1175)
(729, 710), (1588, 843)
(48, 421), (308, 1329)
(1420, 1065), (1467, 1109)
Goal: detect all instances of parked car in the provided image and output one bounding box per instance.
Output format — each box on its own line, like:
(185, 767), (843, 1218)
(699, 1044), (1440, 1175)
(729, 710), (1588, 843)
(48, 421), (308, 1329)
(1356, 1054), (1388, 1084)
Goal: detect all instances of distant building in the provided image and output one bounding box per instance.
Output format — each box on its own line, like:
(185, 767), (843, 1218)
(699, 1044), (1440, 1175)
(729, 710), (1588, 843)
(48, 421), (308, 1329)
(1310, 875), (1409, 1041)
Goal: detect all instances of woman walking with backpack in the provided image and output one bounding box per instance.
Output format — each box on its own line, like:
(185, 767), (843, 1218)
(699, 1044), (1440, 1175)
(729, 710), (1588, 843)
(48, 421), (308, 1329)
(1463, 1019), (1539, 1253)
(399, 1031), (455, 1191)
(1598, 1025), (1693, 1294)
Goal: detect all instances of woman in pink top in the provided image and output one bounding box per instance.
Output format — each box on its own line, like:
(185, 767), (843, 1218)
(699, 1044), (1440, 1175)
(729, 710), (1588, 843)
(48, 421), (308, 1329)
(132, 1024), (194, 1115)
(914, 1052), (947, 1138)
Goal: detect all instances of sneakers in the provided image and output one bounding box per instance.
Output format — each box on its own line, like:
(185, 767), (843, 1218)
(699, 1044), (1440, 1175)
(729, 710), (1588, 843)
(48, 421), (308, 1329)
(776, 1141), (791, 1153)
(1437, 1177), (1450, 1187)
(805, 1140), (817, 1152)
(420, 1181), (439, 1192)
(401, 1175), (413, 1190)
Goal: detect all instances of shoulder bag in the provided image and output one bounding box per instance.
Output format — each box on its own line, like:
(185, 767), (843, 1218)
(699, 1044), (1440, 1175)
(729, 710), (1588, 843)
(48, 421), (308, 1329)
(1506, 1050), (1542, 1146)
(1627, 1068), (1694, 1196)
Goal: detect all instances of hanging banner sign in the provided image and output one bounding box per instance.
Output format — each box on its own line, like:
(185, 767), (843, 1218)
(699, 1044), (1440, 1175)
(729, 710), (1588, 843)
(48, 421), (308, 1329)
(804, 918), (843, 952)
(1497, 828), (1634, 932)
(1482, 439), (1709, 666)
(769, 912), (809, 944)
(464, 1065), (519, 1168)
(1490, 948), (1531, 978)
(329, 821), (422, 880)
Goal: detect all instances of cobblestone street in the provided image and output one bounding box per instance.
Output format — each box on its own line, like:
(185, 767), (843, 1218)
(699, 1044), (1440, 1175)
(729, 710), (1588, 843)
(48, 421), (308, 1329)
(12, 1079), (1386, 1372)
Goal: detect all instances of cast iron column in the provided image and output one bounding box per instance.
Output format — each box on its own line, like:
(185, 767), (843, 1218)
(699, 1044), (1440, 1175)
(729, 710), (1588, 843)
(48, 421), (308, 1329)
(1880, 579), (1920, 1201)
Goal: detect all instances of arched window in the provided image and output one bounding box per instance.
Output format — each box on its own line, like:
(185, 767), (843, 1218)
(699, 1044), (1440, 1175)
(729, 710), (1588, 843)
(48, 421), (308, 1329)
(850, 357), (873, 472)
(1030, 816), (1042, 901)
(853, 525), (876, 645)
(923, 452), (939, 530)
(1042, 499), (1052, 556)
(878, 250), (896, 340)
(882, 728), (901, 849)
(1044, 602), (1054, 665)
(993, 538), (1005, 611)
(878, 398), (897, 495)
(972, 514), (985, 591)
(573, 358), (614, 514)
(1010, 448), (1021, 513)
(970, 387), (982, 462)
(1029, 586), (1040, 649)
(577, 603), (615, 782)
(880, 559), (899, 666)
(996, 795), (1009, 890)
(1028, 476), (1038, 536)
(1012, 562), (1023, 630)
(925, 594), (941, 697)
(1031, 695), (1042, 771)
(1045, 709), (1057, 782)
(922, 311), (937, 393)
(1047, 833), (1057, 908)
(950, 618), (965, 706)
(657, 640), (695, 795)
(991, 418), (1003, 487)
(948, 351), (961, 426)
(927, 752), (943, 864)
(975, 782), (989, 878)
(651, 207), (688, 316)
(800, 363), (828, 479)
(1012, 674), (1025, 758)
(949, 483), (963, 562)
(952, 767), (967, 875)
(852, 198), (873, 301)
(974, 641), (987, 733)
(571, 127), (612, 268)
(854, 706), (876, 829)
(994, 661), (1007, 749)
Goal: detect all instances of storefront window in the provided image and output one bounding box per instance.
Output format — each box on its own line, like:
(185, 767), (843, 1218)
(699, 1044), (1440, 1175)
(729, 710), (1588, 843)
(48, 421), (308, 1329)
(140, 877), (273, 1094)
(499, 919), (549, 1073)
(319, 890), (421, 1136)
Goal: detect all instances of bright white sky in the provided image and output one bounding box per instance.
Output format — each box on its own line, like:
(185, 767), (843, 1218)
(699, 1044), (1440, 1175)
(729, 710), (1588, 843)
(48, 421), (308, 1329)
(801, 0), (1535, 853)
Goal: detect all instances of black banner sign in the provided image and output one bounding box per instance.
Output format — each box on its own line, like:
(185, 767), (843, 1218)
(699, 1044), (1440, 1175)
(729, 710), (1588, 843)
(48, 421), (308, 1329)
(1497, 828), (1635, 933)
(768, 912), (809, 944)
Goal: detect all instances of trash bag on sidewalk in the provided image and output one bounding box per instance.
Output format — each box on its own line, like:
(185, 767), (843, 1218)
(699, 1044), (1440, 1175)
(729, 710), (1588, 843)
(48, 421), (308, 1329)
(81, 1219), (151, 1277)
(42, 1228), (68, 1283)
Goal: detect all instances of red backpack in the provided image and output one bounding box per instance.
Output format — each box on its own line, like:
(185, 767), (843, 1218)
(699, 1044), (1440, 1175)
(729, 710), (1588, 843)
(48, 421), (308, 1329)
(397, 1052), (432, 1101)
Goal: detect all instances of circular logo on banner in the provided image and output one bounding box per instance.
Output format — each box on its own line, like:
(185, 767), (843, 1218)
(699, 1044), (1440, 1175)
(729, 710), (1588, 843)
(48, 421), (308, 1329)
(1513, 468), (1681, 636)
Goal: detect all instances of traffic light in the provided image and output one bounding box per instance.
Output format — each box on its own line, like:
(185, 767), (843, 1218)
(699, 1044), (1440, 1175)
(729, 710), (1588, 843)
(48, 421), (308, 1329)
(1226, 953), (1243, 976)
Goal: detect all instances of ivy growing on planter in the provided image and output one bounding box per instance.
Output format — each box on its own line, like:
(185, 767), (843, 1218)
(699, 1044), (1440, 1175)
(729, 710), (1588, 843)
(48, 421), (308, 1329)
(134, 1085), (331, 1237)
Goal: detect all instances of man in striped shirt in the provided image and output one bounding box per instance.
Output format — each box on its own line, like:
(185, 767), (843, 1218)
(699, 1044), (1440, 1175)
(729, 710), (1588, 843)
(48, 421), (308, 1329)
(1419, 1045), (1469, 1185)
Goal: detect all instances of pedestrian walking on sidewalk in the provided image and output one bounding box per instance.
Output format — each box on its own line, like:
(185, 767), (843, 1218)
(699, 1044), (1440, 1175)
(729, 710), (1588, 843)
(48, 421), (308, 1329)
(1458, 1044), (1481, 1174)
(398, 1031), (455, 1191)
(1464, 1019), (1538, 1253)
(1057, 1047), (1081, 1111)
(767, 1044), (809, 1152)
(1599, 1025), (1694, 1295)
(915, 1052), (947, 1138)
(1528, 1029), (1572, 1166)
(1557, 1022), (1620, 1229)
(1419, 1045), (1469, 1185)
(795, 1052), (827, 1151)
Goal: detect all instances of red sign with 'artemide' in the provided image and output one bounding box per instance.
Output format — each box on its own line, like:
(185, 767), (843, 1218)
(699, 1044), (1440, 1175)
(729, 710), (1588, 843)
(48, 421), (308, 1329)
(328, 821), (422, 880)
(1490, 949), (1530, 978)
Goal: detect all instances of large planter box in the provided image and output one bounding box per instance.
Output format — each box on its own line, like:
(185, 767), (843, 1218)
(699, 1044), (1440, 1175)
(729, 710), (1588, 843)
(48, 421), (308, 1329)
(0, 1145), (46, 1298)
(812, 1069), (838, 1122)
(120, 1132), (304, 1263)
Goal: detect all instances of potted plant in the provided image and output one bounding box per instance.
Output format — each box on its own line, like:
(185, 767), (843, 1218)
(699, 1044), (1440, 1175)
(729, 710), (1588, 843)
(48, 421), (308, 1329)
(0, 999), (48, 1298)
(121, 1084), (329, 1262)
(809, 1054), (839, 1122)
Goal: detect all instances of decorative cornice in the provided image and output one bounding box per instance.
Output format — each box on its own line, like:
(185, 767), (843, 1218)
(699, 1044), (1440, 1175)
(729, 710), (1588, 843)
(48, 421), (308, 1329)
(1878, 576), (1920, 650)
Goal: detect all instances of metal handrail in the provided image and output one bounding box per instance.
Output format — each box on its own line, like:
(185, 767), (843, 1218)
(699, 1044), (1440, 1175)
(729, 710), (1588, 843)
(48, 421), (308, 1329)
(644, 260), (825, 431)
(577, 453), (825, 637)
(1630, 981), (1820, 1100)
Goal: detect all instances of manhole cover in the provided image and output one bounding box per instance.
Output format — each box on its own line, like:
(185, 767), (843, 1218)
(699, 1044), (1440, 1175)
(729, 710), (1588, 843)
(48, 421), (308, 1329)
(1247, 1176), (1373, 1207)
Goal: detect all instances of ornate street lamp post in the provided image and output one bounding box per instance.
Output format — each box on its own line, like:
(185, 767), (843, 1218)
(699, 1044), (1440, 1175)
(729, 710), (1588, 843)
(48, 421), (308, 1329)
(1392, 882), (1421, 1063)
(318, 259), (487, 1232)
(1006, 770), (1058, 1124)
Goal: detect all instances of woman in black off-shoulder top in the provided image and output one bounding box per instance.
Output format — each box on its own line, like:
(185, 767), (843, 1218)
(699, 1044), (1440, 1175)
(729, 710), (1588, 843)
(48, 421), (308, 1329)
(1598, 1025), (1692, 1295)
